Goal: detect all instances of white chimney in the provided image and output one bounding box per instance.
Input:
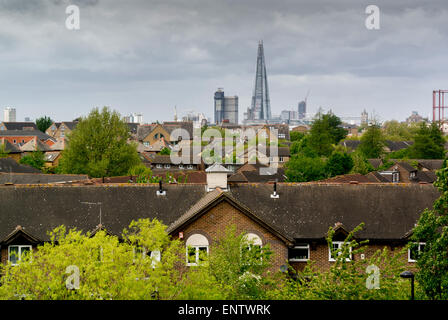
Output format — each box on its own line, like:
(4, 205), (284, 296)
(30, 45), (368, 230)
(205, 163), (231, 191)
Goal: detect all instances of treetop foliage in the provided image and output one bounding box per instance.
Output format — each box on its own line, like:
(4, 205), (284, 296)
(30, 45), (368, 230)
(59, 107), (140, 178)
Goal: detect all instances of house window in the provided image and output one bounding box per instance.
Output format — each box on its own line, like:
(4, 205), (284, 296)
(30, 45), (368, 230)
(133, 246), (161, 268)
(61, 132), (65, 137)
(408, 242), (426, 262)
(8, 245), (32, 265)
(187, 165), (193, 170)
(392, 172), (399, 183)
(156, 164), (163, 169)
(329, 241), (352, 262)
(51, 125), (56, 130)
(13, 139), (16, 144)
(289, 244), (310, 262)
(242, 233), (263, 263)
(22, 139), (25, 143)
(279, 156), (284, 162)
(143, 142), (149, 147)
(178, 164), (184, 169)
(164, 164), (171, 169)
(186, 234), (209, 266)
(278, 134), (286, 139)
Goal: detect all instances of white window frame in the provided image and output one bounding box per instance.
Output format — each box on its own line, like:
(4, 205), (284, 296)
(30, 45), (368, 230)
(408, 242), (426, 263)
(186, 234), (209, 266)
(186, 245), (209, 266)
(143, 141), (150, 147)
(329, 241), (352, 262)
(156, 164), (162, 169)
(187, 165), (194, 170)
(278, 133), (286, 139)
(178, 164), (184, 169)
(289, 244), (310, 262)
(8, 245), (32, 266)
(164, 164), (171, 169)
(279, 156), (284, 162)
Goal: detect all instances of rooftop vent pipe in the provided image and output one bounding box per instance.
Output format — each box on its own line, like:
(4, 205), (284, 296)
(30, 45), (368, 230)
(157, 179), (166, 196)
(270, 181), (279, 199)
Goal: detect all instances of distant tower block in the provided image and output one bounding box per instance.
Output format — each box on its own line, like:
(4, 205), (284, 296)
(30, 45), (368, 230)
(433, 90), (448, 124)
(250, 40), (271, 120)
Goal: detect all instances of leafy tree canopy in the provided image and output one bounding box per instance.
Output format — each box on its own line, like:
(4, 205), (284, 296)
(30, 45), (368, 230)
(358, 123), (386, 158)
(285, 154), (326, 182)
(412, 159), (448, 299)
(408, 122), (445, 159)
(325, 151), (354, 177)
(35, 116), (53, 133)
(308, 112), (347, 157)
(19, 152), (45, 171)
(59, 107), (140, 178)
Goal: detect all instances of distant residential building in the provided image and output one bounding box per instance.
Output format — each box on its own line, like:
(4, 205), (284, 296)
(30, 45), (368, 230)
(280, 110), (299, 123)
(123, 113), (143, 124)
(24, 117), (32, 122)
(214, 88), (238, 125)
(406, 111), (424, 124)
(137, 121), (194, 147)
(45, 121), (78, 140)
(182, 112), (207, 128)
(3, 107), (16, 122)
(0, 122), (37, 131)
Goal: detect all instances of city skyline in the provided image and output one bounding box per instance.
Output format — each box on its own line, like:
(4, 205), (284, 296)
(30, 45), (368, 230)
(1, 0), (447, 123)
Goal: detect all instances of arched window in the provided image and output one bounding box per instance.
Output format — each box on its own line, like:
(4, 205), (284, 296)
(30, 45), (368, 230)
(242, 233), (263, 263)
(186, 234), (209, 266)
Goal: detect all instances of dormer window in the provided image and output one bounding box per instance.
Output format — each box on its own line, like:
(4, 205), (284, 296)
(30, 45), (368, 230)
(392, 172), (399, 183)
(410, 171), (416, 179)
(329, 241), (352, 262)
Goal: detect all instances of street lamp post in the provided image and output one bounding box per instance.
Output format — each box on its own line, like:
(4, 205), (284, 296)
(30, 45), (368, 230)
(400, 270), (415, 300)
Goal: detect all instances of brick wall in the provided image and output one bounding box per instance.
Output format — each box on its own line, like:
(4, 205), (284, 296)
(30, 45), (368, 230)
(290, 243), (417, 272)
(173, 200), (289, 273)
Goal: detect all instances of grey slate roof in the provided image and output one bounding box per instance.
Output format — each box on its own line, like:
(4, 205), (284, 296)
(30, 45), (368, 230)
(0, 130), (54, 141)
(0, 184), (439, 243)
(0, 122), (38, 131)
(0, 173), (88, 184)
(0, 158), (41, 173)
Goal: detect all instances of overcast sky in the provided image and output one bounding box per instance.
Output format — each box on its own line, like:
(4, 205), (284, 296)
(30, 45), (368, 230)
(1, 0), (447, 123)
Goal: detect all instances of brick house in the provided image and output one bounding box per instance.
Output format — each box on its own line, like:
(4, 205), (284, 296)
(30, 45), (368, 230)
(0, 173), (440, 273)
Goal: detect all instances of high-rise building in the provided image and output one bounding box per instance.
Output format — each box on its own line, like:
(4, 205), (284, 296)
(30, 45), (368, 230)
(214, 88), (238, 124)
(123, 113), (143, 124)
(245, 40), (271, 121)
(298, 101), (306, 119)
(3, 107), (16, 122)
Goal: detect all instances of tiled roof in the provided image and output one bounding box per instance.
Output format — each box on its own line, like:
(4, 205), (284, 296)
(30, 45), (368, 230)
(0, 184), (440, 242)
(0, 122), (38, 131)
(0, 158), (41, 173)
(0, 130), (54, 141)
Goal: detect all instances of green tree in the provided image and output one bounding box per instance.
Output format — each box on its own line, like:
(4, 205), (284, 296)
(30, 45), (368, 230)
(285, 154), (326, 182)
(290, 131), (305, 142)
(268, 224), (413, 300)
(19, 152), (45, 170)
(159, 147), (171, 155)
(0, 219), (185, 300)
(308, 112), (347, 157)
(325, 151), (354, 177)
(59, 107), (140, 178)
(176, 226), (276, 300)
(408, 122), (445, 159)
(35, 116), (53, 133)
(382, 120), (420, 141)
(0, 143), (10, 158)
(350, 152), (375, 175)
(411, 159), (448, 299)
(358, 124), (386, 158)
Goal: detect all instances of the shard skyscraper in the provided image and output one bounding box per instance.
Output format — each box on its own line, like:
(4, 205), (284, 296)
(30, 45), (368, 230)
(250, 40), (271, 120)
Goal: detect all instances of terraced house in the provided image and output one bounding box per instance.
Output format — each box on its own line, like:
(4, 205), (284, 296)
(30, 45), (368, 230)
(0, 166), (439, 272)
